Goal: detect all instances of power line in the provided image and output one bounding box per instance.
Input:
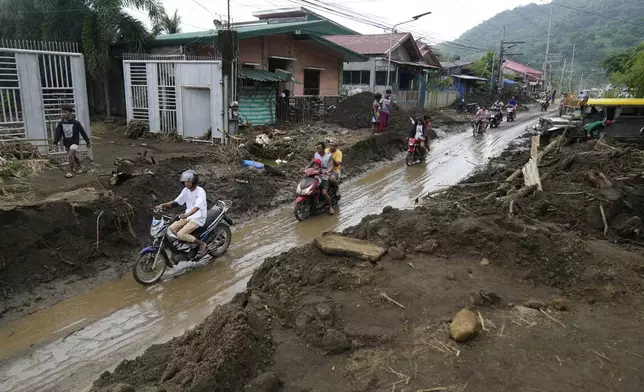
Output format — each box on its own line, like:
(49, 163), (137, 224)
(550, 1), (644, 27)
(513, 8), (547, 32)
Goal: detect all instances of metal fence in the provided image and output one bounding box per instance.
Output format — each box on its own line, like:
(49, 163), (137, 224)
(276, 95), (344, 125)
(0, 39), (78, 53)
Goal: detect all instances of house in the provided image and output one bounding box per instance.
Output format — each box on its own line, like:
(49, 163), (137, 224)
(502, 59), (542, 93)
(438, 60), (486, 99)
(325, 33), (440, 97)
(141, 7), (366, 126)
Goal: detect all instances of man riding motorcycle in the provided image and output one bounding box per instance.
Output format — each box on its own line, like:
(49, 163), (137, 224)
(155, 170), (209, 259)
(508, 96), (518, 108)
(473, 106), (489, 133)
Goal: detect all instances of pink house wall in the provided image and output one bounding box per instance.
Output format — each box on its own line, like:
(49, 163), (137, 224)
(236, 35), (343, 96)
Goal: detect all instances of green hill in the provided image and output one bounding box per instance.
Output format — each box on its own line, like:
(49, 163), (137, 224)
(436, 0), (644, 90)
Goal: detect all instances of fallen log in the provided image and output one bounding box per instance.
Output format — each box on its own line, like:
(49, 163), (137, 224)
(484, 136), (561, 201)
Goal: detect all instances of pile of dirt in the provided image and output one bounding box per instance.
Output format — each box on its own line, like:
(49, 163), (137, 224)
(0, 189), (138, 315)
(91, 301), (273, 392)
(325, 91), (374, 129)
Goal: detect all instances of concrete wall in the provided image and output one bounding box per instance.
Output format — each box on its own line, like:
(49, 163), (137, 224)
(341, 58), (401, 93)
(424, 90), (459, 110)
(234, 35), (343, 96)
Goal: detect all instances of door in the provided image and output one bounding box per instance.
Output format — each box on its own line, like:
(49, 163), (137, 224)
(303, 69), (321, 95)
(181, 86), (211, 139)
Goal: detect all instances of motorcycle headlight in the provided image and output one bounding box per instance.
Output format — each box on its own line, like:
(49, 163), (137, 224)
(150, 218), (166, 237)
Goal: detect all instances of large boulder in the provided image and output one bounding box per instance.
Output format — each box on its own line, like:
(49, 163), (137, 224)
(315, 233), (386, 262)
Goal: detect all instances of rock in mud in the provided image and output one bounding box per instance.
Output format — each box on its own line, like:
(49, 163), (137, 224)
(160, 363), (179, 382)
(244, 372), (281, 392)
(315, 234), (386, 262)
(321, 329), (351, 353)
(616, 216), (642, 238)
(480, 258), (491, 266)
(449, 309), (479, 342)
(551, 298), (569, 311)
(524, 300), (546, 310)
(387, 246), (406, 260)
(295, 311), (315, 329)
(315, 303), (333, 320)
(414, 240), (438, 254)
(445, 271), (457, 281)
(108, 384), (135, 392)
(383, 206), (394, 213)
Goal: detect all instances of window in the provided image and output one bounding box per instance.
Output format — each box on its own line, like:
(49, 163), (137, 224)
(303, 69), (321, 95)
(375, 71), (396, 86)
(342, 70), (370, 85)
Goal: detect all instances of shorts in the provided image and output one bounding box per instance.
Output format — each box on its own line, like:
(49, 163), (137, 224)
(319, 179), (329, 190)
(371, 116), (378, 124)
(65, 144), (79, 152)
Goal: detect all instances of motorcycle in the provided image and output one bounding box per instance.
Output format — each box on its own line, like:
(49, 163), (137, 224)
(540, 100), (549, 111)
(506, 105), (517, 122)
(132, 200), (234, 285)
(456, 99), (480, 114)
(472, 120), (488, 136)
(294, 169), (340, 221)
(489, 110), (502, 128)
(405, 138), (426, 166)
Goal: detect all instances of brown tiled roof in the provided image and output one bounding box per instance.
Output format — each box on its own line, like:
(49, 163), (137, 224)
(325, 33), (410, 55)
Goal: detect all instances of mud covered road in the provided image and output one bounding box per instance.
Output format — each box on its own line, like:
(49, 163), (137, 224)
(0, 110), (548, 392)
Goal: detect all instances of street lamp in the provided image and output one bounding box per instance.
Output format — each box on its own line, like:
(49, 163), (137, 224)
(386, 11), (432, 88)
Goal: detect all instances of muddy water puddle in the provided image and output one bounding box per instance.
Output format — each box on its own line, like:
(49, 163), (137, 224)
(0, 115), (541, 392)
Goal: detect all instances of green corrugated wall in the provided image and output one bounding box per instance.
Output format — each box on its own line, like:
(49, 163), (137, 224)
(238, 84), (277, 126)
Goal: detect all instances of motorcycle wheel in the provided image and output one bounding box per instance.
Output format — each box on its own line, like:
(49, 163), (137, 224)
(405, 151), (414, 166)
(207, 225), (232, 257)
(294, 200), (311, 221)
(133, 250), (169, 285)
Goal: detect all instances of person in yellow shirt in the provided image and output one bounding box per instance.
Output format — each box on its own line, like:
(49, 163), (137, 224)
(325, 138), (342, 194)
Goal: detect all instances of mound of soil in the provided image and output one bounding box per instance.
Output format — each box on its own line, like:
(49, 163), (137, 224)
(0, 189), (137, 313)
(92, 302), (273, 392)
(325, 92), (374, 129)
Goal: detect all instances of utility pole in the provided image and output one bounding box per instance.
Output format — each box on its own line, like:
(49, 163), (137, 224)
(579, 73), (584, 93)
(543, 6), (553, 91)
(559, 57), (567, 92)
(568, 43), (575, 92)
(227, 0), (231, 27)
(498, 26), (505, 93)
(489, 51), (496, 95)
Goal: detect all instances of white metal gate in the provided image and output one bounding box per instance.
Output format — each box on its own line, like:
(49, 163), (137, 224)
(123, 57), (225, 144)
(0, 40), (90, 155)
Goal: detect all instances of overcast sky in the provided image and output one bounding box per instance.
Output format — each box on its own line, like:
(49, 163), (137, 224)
(129, 0), (550, 44)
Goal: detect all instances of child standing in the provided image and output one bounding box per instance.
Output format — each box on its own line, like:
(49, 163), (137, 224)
(371, 93), (382, 134)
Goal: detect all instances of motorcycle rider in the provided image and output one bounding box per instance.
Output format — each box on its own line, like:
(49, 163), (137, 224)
(474, 105), (489, 133)
(508, 96), (518, 108)
(325, 138), (342, 195)
(155, 170), (209, 259)
(313, 141), (335, 215)
(408, 117), (428, 154)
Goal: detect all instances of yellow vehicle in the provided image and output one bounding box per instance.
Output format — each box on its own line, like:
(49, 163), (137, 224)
(542, 98), (644, 143)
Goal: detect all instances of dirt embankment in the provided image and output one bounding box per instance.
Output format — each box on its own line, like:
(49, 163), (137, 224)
(92, 137), (644, 392)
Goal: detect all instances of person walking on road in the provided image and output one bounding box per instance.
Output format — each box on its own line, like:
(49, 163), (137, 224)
(52, 104), (91, 178)
(379, 89), (392, 133)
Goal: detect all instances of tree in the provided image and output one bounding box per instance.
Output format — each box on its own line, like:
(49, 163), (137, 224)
(0, 0), (164, 116)
(153, 9), (182, 35)
(470, 51), (495, 79)
(603, 45), (644, 97)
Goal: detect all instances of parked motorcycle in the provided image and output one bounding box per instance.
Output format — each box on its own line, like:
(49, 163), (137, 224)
(405, 138), (426, 166)
(506, 105), (517, 122)
(472, 120), (488, 136)
(456, 99), (480, 114)
(489, 109), (502, 128)
(294, 169), (340, 221)
(540, 100), (549, 111)
(132, 200), (234, 285)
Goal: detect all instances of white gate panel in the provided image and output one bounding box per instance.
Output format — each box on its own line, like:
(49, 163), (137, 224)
(0, 50), (24, 138)
(14, 53), (42, 140)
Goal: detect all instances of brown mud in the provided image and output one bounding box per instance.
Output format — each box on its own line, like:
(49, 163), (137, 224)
(92, 137), (644, 392)
(0, 95), (469, 324)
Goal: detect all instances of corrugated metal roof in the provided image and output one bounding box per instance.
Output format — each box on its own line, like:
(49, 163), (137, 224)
(241, 68), (292, 82)
(153, 20), (349, 45)
(325, 33), (409, 55)
(391, 59), (439, 69)
(450, 74), (488, 81)
(440, 60), (473, 69)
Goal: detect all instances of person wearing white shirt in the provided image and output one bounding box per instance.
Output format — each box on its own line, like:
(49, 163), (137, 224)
(156, 170), (209, 259)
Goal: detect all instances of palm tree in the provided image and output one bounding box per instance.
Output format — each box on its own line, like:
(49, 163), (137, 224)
(153, 9), (182, 36)
(0, 0), (163, 116)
